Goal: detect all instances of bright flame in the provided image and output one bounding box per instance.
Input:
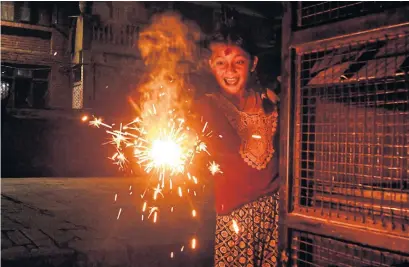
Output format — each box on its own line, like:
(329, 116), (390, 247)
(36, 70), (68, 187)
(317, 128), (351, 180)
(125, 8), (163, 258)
(81, 115), (88, 122)
(83, 12), (221, 257)
(150, 139), (182, 168)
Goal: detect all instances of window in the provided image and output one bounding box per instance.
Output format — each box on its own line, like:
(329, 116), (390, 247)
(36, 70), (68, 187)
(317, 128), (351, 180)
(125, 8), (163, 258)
(1, 2), (15, 21)
(16, 69), (32, 78)
(72, 66), (82, 83)
(2, 2), (55, 27)
(38, 7), (51, 26)
(1, 81), (11, 100)
(17, 2), (31, 22)
(1, 64), (50, 109)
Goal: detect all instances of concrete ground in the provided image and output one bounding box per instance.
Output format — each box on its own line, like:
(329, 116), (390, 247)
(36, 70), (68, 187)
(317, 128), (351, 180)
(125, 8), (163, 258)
(1, 177), (216, 267)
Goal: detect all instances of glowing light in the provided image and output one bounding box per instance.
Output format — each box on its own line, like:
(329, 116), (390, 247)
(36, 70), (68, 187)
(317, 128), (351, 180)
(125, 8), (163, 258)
(209, 161), (222, 175)
(150, 139), (182, 168)
(252, 134), (261, 139)
(232, 219), (240, 234)
(170, 252), (174, 258)
(178, 187), (182, 197)
(82, 12), (224, 256)
(114, 194), (117, 202)
(117, 208), (122, 220)
(81, 115), (89, 122)
(142, 202), (147, 212)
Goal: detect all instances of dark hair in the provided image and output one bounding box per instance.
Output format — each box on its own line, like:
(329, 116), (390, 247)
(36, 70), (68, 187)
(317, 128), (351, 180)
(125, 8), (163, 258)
(207, 25), (256, 57)
(206, 18), (276, 114)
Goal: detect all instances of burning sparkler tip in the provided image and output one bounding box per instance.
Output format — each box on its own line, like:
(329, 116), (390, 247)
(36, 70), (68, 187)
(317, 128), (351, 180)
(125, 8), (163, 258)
(81, 115), (89, 122)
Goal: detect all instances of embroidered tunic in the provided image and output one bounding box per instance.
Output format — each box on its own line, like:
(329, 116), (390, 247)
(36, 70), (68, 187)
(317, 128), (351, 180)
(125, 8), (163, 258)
(195, 93), (280, 215)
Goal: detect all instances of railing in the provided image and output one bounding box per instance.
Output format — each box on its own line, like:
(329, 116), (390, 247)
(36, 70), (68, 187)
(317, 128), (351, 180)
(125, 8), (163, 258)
(296, 1), (408, 29)
(92, 23), (141, 48)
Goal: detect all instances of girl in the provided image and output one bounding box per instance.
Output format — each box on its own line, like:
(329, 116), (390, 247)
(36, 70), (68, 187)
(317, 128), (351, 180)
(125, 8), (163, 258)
(196, 25), (281, 267)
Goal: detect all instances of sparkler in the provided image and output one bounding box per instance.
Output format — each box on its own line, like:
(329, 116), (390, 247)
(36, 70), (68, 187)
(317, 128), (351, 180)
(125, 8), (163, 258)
(83, 95), (221, 255)
(82, 11), (226, 259)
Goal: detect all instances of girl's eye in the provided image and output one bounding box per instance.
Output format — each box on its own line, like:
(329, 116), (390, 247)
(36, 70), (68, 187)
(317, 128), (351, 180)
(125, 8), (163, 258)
(236, 60), (245, 65)
(215, 61), (225, 66)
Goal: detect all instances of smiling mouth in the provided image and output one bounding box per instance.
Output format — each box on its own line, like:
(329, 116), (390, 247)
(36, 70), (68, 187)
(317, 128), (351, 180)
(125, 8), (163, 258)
(223, 77), (239, 86)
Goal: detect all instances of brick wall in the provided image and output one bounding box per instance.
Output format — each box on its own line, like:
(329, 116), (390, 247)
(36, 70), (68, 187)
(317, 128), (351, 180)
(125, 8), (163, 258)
(49, 28), (72, 108)
(1, 22), (72, 109)
(1, 34), (51, 54)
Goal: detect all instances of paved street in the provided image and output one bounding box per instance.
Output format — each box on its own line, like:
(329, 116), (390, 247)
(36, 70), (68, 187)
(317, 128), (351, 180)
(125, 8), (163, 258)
(1, 177), (216, 267)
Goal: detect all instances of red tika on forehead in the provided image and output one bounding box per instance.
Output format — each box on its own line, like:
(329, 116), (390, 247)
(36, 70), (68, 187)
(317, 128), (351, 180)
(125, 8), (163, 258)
(224, 47), (232, 56)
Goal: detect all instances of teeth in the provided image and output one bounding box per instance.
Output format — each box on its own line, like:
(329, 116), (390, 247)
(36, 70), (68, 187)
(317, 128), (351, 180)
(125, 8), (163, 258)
(224, 78), (238, 84)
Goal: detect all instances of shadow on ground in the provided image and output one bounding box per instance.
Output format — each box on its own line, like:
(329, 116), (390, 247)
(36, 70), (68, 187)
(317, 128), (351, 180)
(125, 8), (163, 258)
(2, 242), (214, 267)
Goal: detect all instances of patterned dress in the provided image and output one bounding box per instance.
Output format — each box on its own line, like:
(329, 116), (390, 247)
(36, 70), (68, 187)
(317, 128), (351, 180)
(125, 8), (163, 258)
(206, 93), (280, 267)
(215, 194), (280, 267)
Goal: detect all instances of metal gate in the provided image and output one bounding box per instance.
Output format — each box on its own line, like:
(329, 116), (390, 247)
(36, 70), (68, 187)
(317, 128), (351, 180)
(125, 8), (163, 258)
(279, 2), (409, 266)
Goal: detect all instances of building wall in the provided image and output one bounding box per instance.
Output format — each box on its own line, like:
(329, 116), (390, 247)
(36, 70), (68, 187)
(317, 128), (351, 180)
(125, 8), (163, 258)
(72, 2), (149, 113)
(1, 21), (72, 109)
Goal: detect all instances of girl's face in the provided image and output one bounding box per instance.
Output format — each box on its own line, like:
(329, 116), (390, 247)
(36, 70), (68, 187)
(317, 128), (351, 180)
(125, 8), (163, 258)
(209, 43), (258, 96)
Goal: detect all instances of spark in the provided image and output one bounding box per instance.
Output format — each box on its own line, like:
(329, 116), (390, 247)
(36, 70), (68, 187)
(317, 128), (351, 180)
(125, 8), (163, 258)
(117, 208), (122, 220)
(202, 122), (208, 133)
(192, 176), (198, 184)
(178, 187), (182, 197)
(142, 202), (147, 212)
(170, 252), (174, 258)
(153, 185), (164, 200)
(181, 246), (184, 252)
(82, 83), (222, 251)
(209, 161), (222, 175)
(148, 207), (159, 218)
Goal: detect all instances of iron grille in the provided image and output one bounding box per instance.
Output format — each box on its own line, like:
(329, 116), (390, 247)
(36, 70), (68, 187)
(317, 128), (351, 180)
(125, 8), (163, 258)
(293, 33), (409, 233)
(291, 230), (409, 267)
(297, 2), (406, 28)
